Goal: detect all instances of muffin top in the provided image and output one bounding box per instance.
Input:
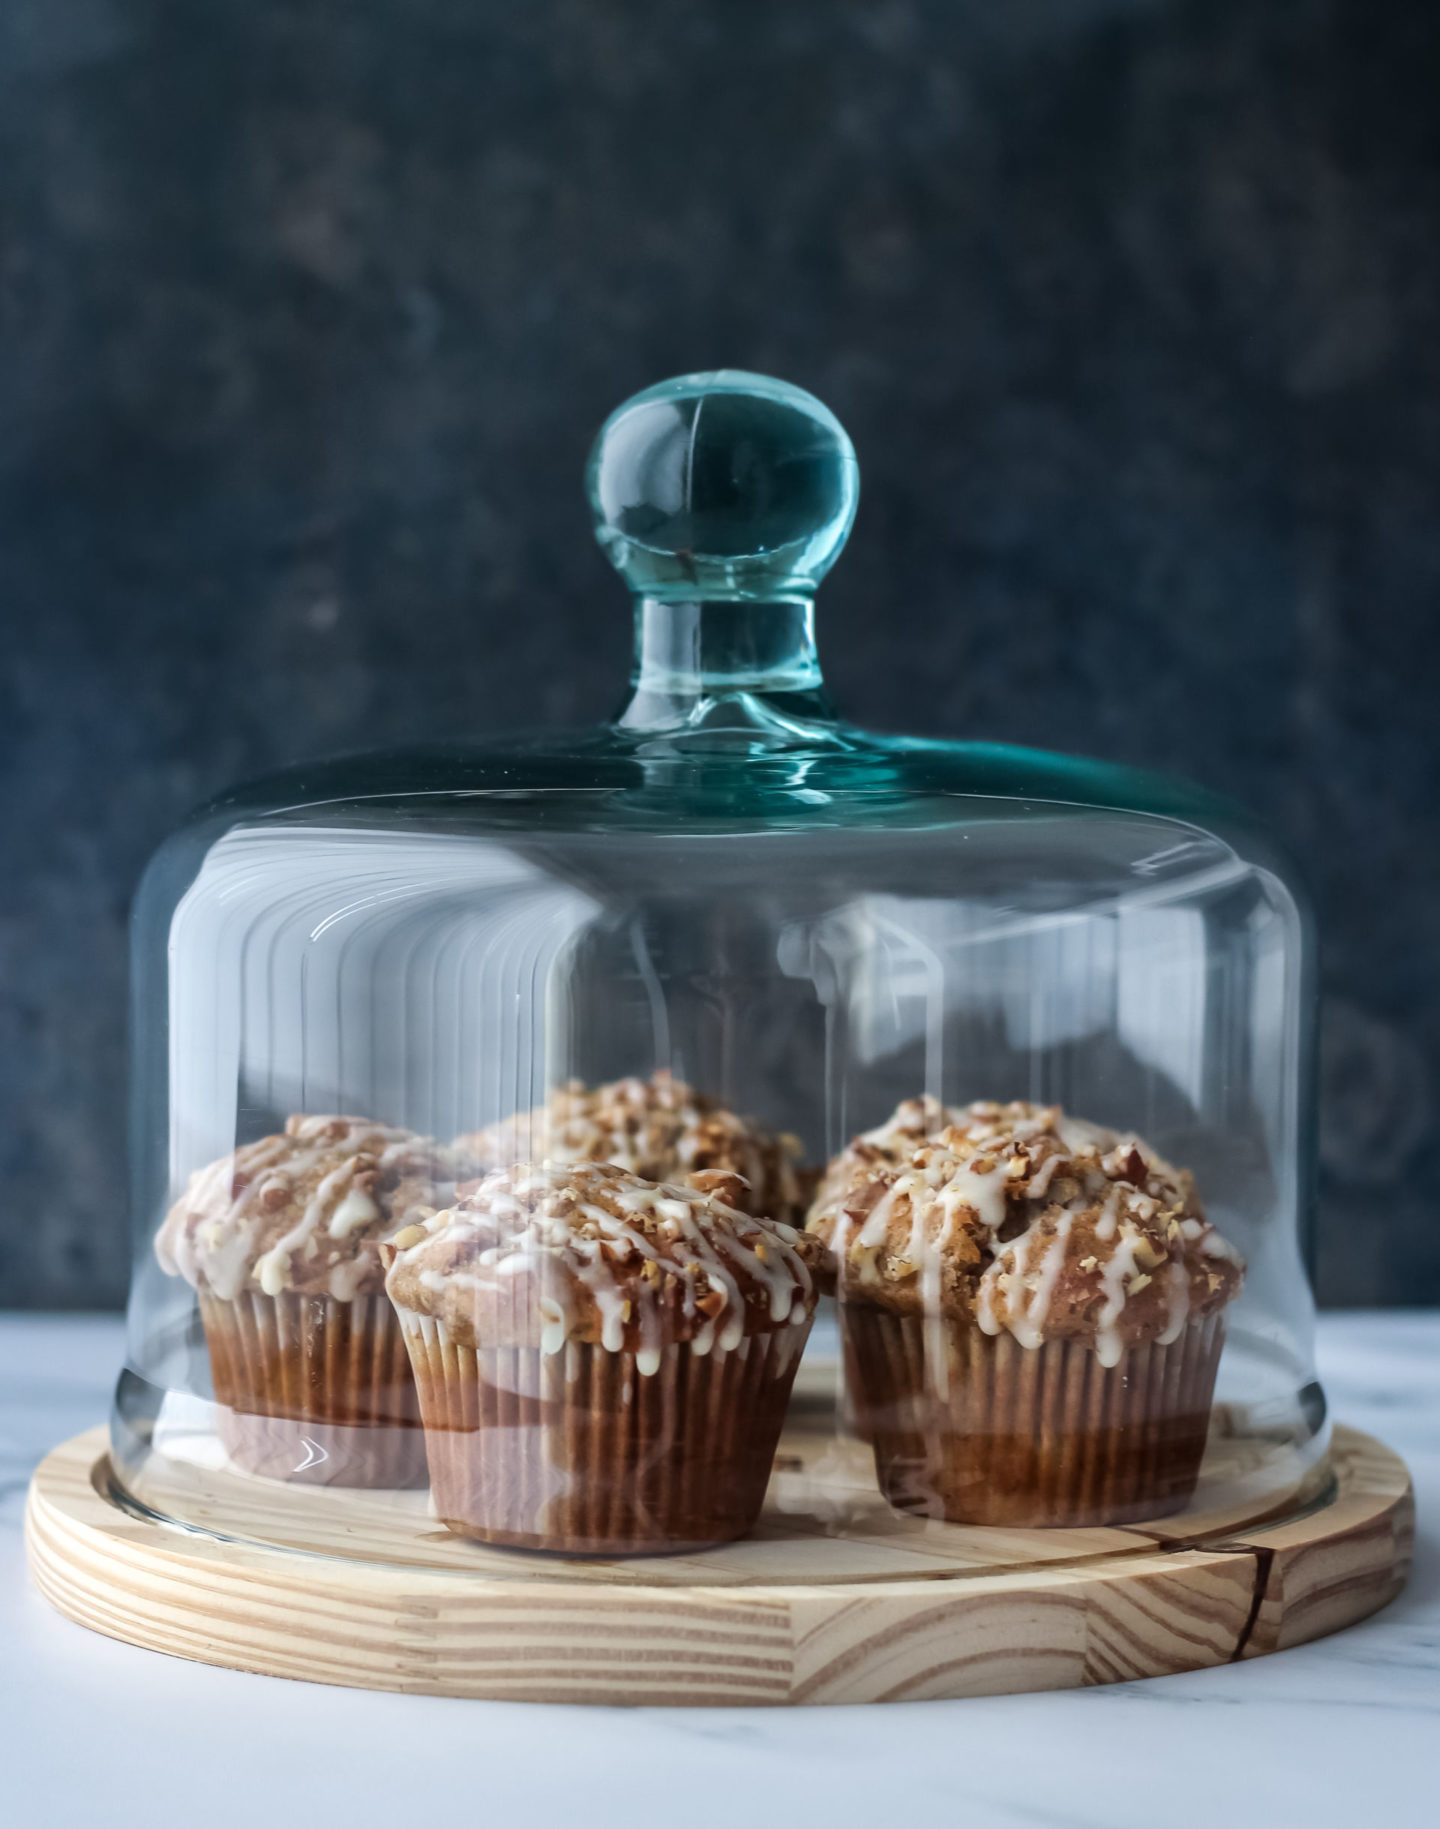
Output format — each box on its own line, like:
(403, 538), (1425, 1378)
(384, 1160), (824, 1366)
(454, 1071), (809, 1226)
(155, 1115), (471, 1303)
(808, 1100), (1243, 1365)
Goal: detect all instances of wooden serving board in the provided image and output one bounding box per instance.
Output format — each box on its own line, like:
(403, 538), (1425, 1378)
(26, 1413), (1411, 1706)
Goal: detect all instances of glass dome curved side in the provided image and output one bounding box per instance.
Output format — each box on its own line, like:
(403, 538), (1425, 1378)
(116, 783), (1323, 1539)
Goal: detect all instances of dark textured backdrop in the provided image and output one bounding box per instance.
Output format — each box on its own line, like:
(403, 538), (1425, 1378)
(2, 0), (1438, 1308)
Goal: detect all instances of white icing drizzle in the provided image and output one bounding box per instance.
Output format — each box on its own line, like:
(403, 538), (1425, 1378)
(844, 1152), (1010, 1283)
(939, 1160), (1010, 1236)
(389, 1161), (813, 1371)
(255, 1158), (377, 1295)
(156, 1117), (448, 1302)
(975, 1264), (1000, 1336)
(1094, 1225), (1146, 1368)
(538, 1297), (568, 1356)
(820, 1096), (1243, 1368)
(1156, 1253), (1191, 1347)
(853, 1178), (905, 1264)
(1007, 1213), (1074, 1349)
(327, 1186), (380, 1239)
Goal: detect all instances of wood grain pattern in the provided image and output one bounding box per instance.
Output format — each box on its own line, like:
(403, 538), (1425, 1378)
(87, 1362), (1331, 1589)
(25, 1423), (1411, 1705)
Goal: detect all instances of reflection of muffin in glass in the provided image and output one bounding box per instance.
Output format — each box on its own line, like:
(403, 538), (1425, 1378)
(155, 1116), (472, 1487)
(808, 1101), (1244, 1527)
(455, 1070), (810, 1227)
(385, 1160), (823, 1552)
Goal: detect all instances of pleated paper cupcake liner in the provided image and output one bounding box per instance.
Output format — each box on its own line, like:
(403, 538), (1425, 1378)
(396, 1308), (813, 1553)
(842, 1303), (1226, 1527)
(199, 1290), (427, 1489)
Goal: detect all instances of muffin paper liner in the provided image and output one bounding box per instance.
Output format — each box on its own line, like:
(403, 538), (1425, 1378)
(842, 1304), (1226, 1528)
(199, 1291), (427, 1489)
(395, 1309), (813, 1553)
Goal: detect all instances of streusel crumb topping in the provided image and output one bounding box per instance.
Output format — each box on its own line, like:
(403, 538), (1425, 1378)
(155, 1115), (472, 1303)
(385, 1160), (823, 1367)
(455, 1071), (809, 1226)
(808, 1100), (1242, 1362)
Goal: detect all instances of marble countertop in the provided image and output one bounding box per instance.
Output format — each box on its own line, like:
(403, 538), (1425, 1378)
(3, 1312), (1436, 1829)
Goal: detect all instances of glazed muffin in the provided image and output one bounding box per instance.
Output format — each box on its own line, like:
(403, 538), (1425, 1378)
(808, 1100), (1244, 1527)
(455, 1070), (810, 1227)
(384, 1159), (823, 1552)
(156, 1115), (472, 1487)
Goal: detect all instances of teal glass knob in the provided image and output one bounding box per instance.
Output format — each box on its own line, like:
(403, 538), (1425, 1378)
(586, 370), (859, 604)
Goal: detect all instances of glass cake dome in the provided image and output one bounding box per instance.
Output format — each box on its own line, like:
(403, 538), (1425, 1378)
(114, 371), (1324, 1567)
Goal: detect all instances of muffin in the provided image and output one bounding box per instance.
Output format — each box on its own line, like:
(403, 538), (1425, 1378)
(156, 1115), (471, 1487)
(455, 1070), (810, 1227)
(384, 1159), (823, 1552)
(808, 1100), (1244, 1527)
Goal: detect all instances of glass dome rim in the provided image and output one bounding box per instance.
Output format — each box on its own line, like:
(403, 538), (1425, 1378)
(179, 725), (1259, 836)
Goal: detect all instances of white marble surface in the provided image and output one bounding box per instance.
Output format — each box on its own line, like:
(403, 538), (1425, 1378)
(2, 1312), (1436, 1829)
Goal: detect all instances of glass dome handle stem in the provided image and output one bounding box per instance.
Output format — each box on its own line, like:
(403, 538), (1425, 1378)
(624, 596), (828, 730)
(585, 371), (859, 740)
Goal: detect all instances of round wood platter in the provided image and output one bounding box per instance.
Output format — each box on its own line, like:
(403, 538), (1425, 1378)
(26, 1407), (1412, 1706)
